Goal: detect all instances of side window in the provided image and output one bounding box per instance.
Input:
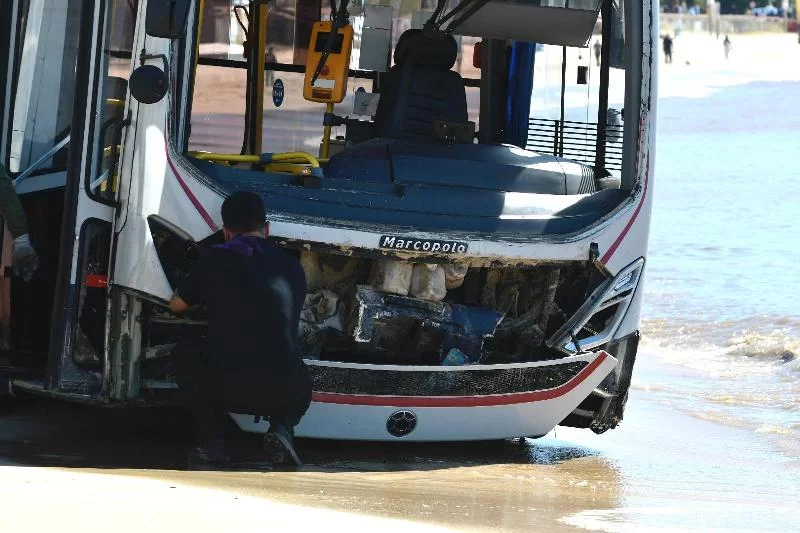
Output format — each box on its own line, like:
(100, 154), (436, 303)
(188, 61), (245, 154)
(190, 0), (248, 154)
(87, 0), (140, 203)
(7, 0), (85, 174)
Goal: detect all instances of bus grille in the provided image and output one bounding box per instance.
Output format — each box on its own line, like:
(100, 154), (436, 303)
(308, 361), (588, 397)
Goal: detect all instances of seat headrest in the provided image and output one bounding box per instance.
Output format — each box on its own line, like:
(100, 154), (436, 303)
(394, 29), (458, 69)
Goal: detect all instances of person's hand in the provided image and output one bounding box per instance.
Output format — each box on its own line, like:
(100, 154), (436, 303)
(12, 234), (39, 282)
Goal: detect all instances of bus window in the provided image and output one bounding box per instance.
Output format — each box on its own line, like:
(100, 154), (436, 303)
(189, 0), (354, 156)
(189, 1), (480, 157)
(2, 0), (85, 359)
(528, 7), (626, 180)
(87, 0), (139, 203)
(7, 0), (84, 175)
(190, 1), (248, 154)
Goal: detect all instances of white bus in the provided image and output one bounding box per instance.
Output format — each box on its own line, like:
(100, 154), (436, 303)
(0, 0), (656, 441)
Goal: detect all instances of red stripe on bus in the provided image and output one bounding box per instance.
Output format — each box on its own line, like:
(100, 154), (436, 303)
(310, 352), (610, 407)
(164, 136), (219, 232)
(601, 153), (650, 263)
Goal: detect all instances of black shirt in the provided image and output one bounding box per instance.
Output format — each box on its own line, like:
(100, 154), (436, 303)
(176, 236), (307, 378)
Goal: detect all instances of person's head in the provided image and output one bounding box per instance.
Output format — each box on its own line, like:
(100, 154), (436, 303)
(221, 191), (268, 241)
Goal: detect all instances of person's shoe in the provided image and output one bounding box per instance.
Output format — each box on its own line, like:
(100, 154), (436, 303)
(263, 424), (303, 467)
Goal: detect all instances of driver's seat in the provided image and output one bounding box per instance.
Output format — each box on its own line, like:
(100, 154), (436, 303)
(373, 29), (468, 141)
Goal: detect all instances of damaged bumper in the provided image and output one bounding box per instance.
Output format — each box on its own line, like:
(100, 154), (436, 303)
(231, 349), (618, 441)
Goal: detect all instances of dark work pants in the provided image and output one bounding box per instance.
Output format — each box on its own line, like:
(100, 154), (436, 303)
(172, 338), (312, 446)
(172, 338), (227, 446)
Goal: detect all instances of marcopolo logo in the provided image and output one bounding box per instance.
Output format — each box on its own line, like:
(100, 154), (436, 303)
(379, 235), (468, 254)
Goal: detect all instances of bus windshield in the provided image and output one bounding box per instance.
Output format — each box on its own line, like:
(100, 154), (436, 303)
(188, 0), (480, 156)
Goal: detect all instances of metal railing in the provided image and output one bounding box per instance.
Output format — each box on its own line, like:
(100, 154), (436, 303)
(526, 118), (623, 172)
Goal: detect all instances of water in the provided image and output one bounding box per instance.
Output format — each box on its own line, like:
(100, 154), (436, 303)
(640, 77), (800, 461)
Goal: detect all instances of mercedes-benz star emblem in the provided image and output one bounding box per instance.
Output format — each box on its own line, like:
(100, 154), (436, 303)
(386, 410), (417, 437)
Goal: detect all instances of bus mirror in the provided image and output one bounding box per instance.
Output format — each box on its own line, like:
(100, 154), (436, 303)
(145, 0), (192, 39)
(130, 65), (168, 104)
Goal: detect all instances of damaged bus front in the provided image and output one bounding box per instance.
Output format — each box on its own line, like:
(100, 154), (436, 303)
(1, 0), (656, 441)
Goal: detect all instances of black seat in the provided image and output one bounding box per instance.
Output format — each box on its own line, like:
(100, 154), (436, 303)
(373, 29), (468, 141)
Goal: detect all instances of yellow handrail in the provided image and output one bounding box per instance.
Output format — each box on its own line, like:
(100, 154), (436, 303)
(252, 3), (269, 154)
(189, 150), (321, 168)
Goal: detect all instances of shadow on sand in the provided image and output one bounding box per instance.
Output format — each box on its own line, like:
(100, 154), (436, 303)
(0, 395), (600, 473)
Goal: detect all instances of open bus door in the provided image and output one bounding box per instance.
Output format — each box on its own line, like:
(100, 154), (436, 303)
(102, 0), (225, 402)
(0, 0), (140, 400)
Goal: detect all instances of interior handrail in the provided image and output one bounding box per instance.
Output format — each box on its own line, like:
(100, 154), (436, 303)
(12, 134), (71, 187)
(189, 150), (321, 169)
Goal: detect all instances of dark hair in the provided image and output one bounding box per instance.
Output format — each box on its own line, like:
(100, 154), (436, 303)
(221, 191), (266, 233)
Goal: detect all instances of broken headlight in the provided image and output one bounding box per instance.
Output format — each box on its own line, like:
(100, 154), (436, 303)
(546, 257), (645, 354)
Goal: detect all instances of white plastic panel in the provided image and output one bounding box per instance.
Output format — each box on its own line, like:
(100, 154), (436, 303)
(453, 3), (600, 47)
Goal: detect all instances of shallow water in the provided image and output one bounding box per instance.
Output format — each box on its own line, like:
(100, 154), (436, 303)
(640, 74), (800, 466)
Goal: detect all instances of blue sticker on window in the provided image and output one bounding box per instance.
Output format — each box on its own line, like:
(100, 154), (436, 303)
(272, 79), (284, 107)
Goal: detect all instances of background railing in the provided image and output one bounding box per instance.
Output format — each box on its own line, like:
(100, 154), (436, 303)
(526, 117), (623, 172)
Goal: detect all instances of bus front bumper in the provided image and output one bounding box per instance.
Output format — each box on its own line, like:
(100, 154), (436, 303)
(231, 350), (617, 441)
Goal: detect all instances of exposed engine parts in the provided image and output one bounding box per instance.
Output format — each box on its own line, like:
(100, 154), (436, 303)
(367, 259), (465, 301)
(297, 251), (594, 365)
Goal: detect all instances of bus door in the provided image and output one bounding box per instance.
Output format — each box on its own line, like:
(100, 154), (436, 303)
(106, 0), (225, 400)
(0, 0), (139, 395)
(110, 0), (223, 302)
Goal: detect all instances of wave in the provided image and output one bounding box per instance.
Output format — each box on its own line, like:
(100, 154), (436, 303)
(635, 315), (800, 463)
(641, 316), (800, 371)
(755, 423), (800, 436)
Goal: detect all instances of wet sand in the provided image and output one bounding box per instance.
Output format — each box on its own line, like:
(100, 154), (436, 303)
(1, 349), (798, 532)
(0, 398), (614, 532)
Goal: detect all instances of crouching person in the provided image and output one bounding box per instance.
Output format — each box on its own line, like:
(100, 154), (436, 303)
(169, 191), (311, 467)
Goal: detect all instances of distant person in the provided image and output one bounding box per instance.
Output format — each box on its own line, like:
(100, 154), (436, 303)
(265, 46), (277, 86)
(170, 191), (312, 468)
(662, 35), (674, 64)
(723, 35), (731, 59)
(593, 40), (602, 66)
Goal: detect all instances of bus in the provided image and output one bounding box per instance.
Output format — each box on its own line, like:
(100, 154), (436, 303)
(0, 0), (656, 441)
